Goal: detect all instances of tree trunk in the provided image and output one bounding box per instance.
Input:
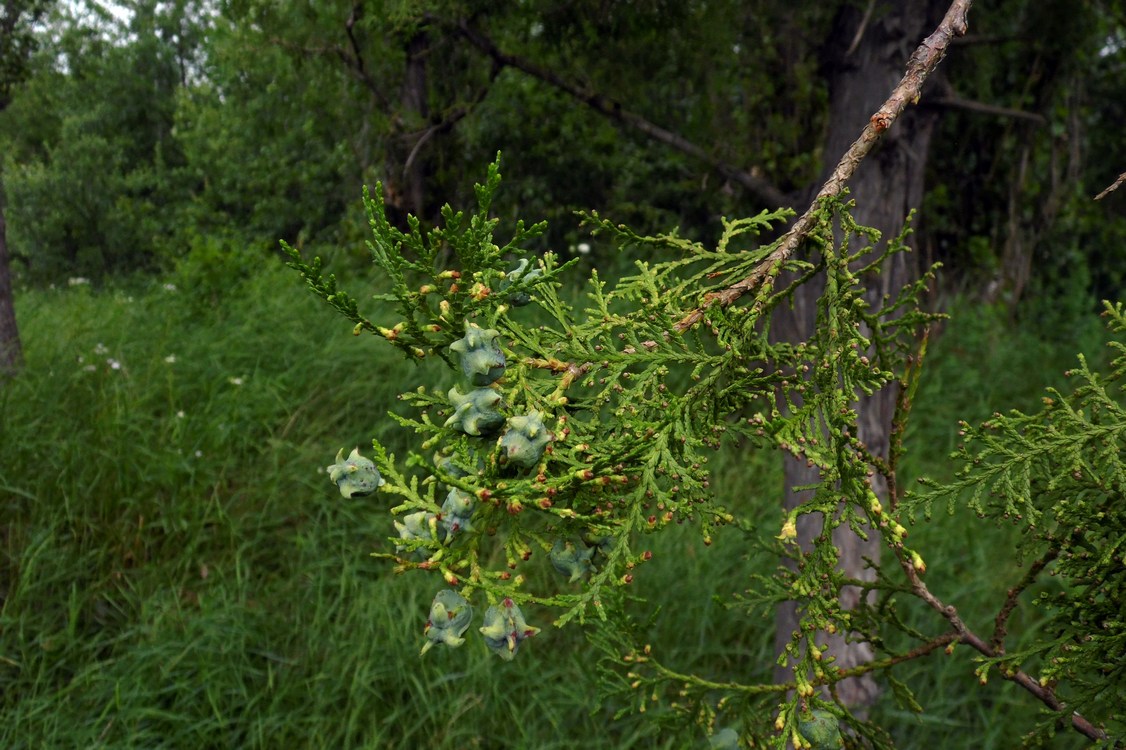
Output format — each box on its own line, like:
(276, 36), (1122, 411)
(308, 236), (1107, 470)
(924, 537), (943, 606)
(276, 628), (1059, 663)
(0, 183), (23, 376)
(384, 29), (431, 227)
(772, 0), (943, 709)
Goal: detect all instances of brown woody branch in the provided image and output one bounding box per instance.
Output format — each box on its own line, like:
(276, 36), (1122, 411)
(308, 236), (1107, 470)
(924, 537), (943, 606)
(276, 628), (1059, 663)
(674, 0), (976, 333)
(1095, 171), (1126, 201)
(990, 547), (1057, 653)
(834, 632), (960, 681)
(448, 18), (790, 210)
(899, 553), (1107, 742)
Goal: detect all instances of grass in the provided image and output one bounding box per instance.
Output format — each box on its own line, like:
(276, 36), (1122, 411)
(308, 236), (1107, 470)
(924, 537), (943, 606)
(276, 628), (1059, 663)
(0, 267), (1113, 748)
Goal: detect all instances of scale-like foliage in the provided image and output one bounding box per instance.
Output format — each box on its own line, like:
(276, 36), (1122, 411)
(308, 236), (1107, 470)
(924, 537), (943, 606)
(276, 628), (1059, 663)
(286, 157), (1122, 748)
(908, 301), (1126, 743)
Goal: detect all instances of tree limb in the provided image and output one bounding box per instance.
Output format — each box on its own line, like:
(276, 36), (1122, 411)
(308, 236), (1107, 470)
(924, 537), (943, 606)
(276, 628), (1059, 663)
(990, 546), (1058, 653)
(845, 0), (878, 57)
(900, 553), (1108, 743)
(403, 62), (501, 178)
(1095, 171), (1126, 201)
(448, 17), (791, 210)
(675, 0), (977, 333)
(928, 95), (1047, 123)
(267, 34), (392, 110)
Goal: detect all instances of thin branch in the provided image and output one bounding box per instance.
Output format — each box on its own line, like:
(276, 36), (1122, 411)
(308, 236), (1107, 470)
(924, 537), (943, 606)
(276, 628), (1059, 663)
(845, 0), (878, 57)
(990, 547), (1058, 653)
(899, 553), (1108, 742)
(929, 96), (1047, 123)
(834, 632), (960, 680)
(344, 3), (366, 78)
(403, 62), (501, 177)
(447, 18), (791, 209)
(267, 35), (391, 109)
(675, 0), (976, 333)
(1095, 171), (1126, 201)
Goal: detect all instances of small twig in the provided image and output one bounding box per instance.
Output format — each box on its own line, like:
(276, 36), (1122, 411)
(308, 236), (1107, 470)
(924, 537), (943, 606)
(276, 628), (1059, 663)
(403, 62), (501, 177)
(990, 547), (1058, 653)
(898, 552), (1107, 742)
(267, 35), (391, 109)
(887, 329), (930, 509)
(845, 0), (877, 57)
(344, 4), (367, 79)
(674, 0), (975, 333)
(1095, 171), (1126, 201)
(834, 632), (960, 680)
(928, 96), (1047, 123)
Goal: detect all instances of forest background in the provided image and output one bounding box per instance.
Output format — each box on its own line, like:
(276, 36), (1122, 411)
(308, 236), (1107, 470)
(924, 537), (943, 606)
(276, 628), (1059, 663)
(1, 0), (1124, 747)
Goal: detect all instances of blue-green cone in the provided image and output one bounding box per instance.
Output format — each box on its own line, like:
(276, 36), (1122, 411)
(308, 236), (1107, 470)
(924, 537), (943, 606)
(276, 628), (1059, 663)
(450, 321), (506, 386)
(445, 386), (505, 436)
(499, 258), (544, 306)
(582, 531), (614, 561)
(498, 411), (552, 468)
(441, 488), (475, 535)
(798, 709), (842, 750)
(706, 727), (739, 749)
(421, 589), (473, 655)
(550, 539), (595, 582)
(326, 448), (386, 498)
(394, 511), (441, 558)
(434, 452), (471, 479)
(479, 598), (539, 661)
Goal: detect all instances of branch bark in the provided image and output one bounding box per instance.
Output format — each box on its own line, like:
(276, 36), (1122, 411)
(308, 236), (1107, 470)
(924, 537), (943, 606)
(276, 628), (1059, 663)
(900, 554), (1108, 743)
(448, 18), (791, 210)
(1095, 170), (1126, 201)
(675, 0), (975, 333)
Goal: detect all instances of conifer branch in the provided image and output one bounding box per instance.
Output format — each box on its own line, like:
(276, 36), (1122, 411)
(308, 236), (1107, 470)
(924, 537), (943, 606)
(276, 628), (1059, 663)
(675, 0), (975, 333)
(900, 556), (1108, 742)
(989, 547), (1057, 654)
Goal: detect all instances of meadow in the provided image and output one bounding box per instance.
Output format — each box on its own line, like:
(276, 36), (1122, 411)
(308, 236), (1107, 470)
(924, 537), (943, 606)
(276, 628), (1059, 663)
(0, 259), (1110, 748)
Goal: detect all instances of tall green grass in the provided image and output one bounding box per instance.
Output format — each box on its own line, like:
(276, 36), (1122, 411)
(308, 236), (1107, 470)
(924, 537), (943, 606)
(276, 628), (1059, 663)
(0, 269), (1111, 748)
(0, 268), (714, 748)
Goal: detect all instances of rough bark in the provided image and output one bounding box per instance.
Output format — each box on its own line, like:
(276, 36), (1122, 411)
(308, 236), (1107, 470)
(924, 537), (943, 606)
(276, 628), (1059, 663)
(771, 0), (946, 708)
